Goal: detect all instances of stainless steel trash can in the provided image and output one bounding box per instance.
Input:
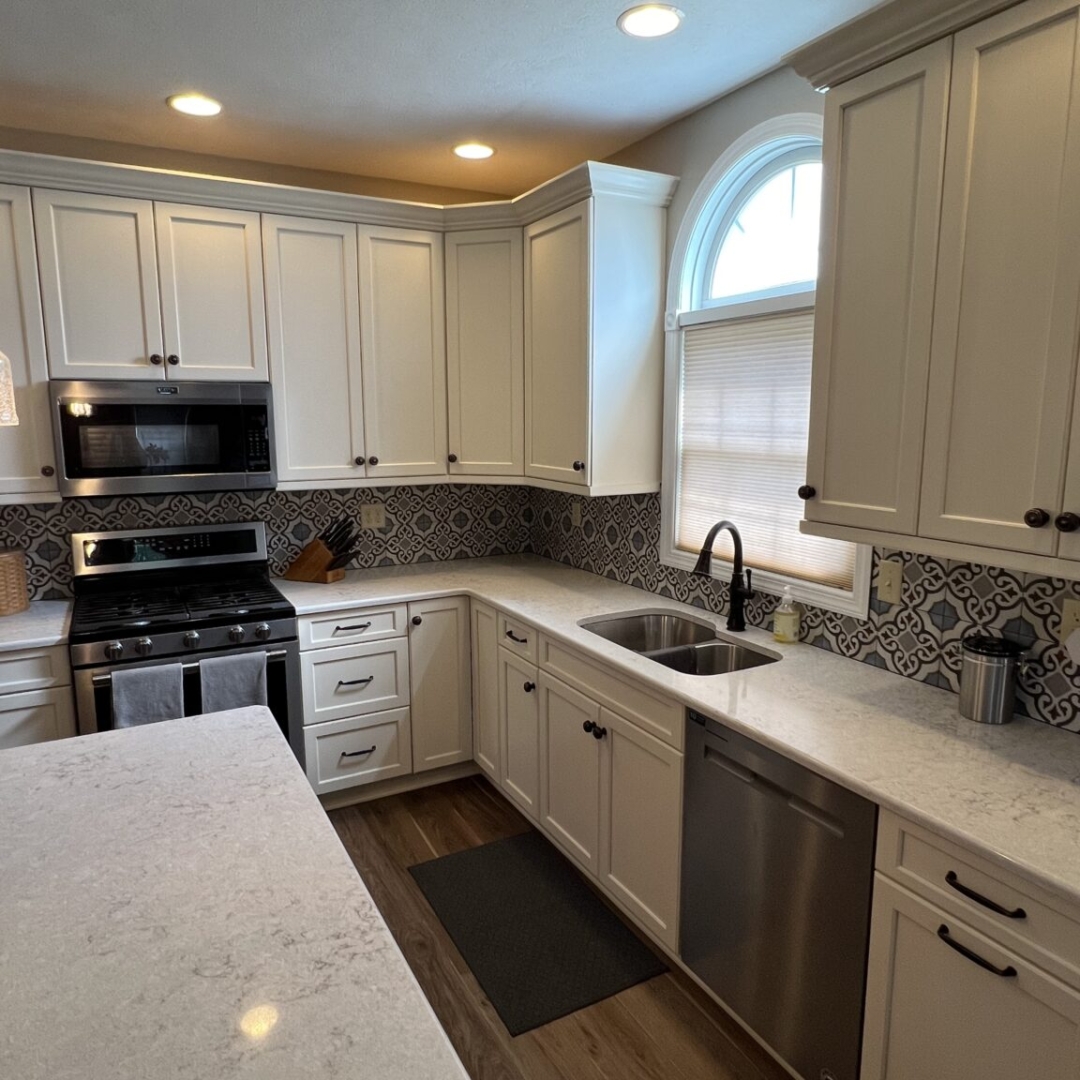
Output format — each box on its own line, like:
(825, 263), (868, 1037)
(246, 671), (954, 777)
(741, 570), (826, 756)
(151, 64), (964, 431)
(958, 634), (1025, 725)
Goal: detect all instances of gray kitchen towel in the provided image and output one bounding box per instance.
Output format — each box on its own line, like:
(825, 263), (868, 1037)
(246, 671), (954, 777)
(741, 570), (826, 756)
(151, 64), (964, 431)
(111, 664), (185, 728)
(199, 652), (267, 713)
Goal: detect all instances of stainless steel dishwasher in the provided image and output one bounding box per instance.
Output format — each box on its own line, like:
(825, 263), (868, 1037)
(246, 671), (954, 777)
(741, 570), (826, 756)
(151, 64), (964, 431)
(680, 710), (877, 1080)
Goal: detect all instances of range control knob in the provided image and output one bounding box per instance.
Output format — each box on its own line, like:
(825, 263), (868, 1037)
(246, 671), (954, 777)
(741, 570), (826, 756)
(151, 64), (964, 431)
(228, 625), (246, 644)
(104, 641), (124, 661)
(254, 623), (272, 640)
(135, 637), (153, 656)
(183, 630), (201, 649)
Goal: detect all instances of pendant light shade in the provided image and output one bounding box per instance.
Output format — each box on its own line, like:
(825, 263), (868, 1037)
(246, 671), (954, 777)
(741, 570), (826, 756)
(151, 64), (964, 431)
(0, 351), (19, 427)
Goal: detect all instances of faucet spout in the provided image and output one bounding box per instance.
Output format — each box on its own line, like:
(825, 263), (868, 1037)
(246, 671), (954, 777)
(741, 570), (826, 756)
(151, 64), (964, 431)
(692, 519), (754, 632)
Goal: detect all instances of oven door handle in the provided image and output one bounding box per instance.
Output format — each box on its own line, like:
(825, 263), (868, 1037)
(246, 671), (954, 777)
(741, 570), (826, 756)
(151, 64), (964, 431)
(90, 649), (290, 686)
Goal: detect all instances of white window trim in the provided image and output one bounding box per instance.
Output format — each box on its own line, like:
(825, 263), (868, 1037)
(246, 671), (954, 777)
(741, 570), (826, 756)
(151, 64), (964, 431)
(661, 114), (871, 620)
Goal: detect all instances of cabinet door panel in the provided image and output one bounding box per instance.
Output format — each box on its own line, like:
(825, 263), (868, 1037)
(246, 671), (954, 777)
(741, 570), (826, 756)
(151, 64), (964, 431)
(0, 688), (76, 748)
(34, 189), (164, 378)
(470, 600), (501, 781)
(806, 42), (950, 533)
(0, 185), (57, 498)
(155, 203), (268, 380)
(446, 229), (524, 475)
(263, 215), (366, 483)
(357, 226), (447, 477)
(498, 648), (539, 819)
(921, 0), (1080, 552)
(524, 201), (590, 485)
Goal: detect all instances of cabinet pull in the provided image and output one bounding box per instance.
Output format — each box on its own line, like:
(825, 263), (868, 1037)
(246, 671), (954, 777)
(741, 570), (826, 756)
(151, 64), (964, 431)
(336, 676), (374, 688)
(797, 485), (816, 500)
(1055, 512), (1080, 533)
(149, 353), (164, 366)
(505, 630), (528, 644)
(936, 924), (1016, 978)
(582, 720), (606, 739)
(523, 681), (535, 692)
(368, 455), (379, 466)
(448, 453), (458, 463)
(166, 354), (180, 366)
(333, 622), (372, 633)
(945, 870), (1026, 919)
(583, 720), (595, 733)
(340, 746), (376, 759)
(1024, 508), (1050, 528)
(572, 460), (585, 471)
(412, 615), (423, 626)
(354, 456), (366, 467)
(41, 465), (55, 477)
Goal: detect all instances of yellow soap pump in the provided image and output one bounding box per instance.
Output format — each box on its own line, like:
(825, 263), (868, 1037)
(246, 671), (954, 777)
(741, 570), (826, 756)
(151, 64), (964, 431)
(773, 586), (800, 644)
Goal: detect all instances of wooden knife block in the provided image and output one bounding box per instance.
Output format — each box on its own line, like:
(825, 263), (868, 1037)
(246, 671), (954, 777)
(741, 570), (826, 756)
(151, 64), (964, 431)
(282, 539), (346, 584)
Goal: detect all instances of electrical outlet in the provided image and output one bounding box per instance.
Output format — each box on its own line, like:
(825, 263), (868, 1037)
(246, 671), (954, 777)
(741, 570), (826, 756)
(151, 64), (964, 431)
(1060, 598), (1080, 642)
(570, 500), (582, 528)
(360, 503), (385, 530)
(877, 558), (903, 606)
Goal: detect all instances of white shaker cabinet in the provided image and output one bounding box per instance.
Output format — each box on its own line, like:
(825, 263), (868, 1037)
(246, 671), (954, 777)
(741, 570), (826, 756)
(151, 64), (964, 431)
(470, 599), (501, 782)
(0, 646), (76, 749)
(357, 225), (447, 478)
(445, 228), (524, 476)
(0, 185), (58, 502)
(497, 645), (540, 820)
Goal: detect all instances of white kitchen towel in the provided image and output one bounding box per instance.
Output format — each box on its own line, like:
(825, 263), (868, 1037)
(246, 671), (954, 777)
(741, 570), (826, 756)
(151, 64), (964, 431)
(199, 652), (267, 713)
(111, 664), (185, 728)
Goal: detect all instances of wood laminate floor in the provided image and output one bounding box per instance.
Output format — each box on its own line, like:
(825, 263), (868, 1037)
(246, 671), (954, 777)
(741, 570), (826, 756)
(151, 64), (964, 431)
(329, 776), (791, 1080)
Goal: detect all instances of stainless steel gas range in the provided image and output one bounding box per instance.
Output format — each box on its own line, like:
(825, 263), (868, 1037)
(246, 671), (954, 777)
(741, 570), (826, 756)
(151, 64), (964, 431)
(67, 522), (302, 757)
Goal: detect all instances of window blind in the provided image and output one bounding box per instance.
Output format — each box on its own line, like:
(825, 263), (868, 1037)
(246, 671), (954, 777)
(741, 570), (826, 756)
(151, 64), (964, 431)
(677, 309), (856, 590)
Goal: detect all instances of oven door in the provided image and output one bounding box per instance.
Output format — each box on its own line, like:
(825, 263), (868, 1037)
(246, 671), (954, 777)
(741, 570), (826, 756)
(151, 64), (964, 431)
(73, 642), (301, 748)
(51, 380), (275, 496)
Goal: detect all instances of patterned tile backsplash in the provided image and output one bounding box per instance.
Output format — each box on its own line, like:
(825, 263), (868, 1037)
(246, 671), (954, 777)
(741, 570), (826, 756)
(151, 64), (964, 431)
(3, 483), (1078, 733)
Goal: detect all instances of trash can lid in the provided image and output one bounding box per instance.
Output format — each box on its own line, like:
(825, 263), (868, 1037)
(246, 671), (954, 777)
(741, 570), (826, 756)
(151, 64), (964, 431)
(961, 634), (1025, 658)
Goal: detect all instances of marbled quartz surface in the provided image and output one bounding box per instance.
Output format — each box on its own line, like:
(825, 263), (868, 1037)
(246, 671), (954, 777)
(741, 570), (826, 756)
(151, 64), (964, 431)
(0, 599), (71, 651)
(0, 706), (468, 1080)
(280, 556), (1080, 906)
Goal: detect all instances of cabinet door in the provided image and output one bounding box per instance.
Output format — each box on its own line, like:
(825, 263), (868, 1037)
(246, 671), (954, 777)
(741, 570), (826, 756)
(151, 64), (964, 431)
(920, 0), (1080, 553)
(445, 228), (524, 476)
(601, 708), (682, 952)
(524, 200), (591, 486)
(34, 189), (165, 379)
(357, 225), (447, 477)
(470, 599), (501, 781)
(538, 672), (601, 874)
(805, 41), (950, 534)
(409, 595), (472, 773)
(862, 877), (1080, 1080)
(0, 688), (76, 749)
(0, 186), (57, 499)
(497, 648), (539, 820)
(155, 203), (268, 381)
(263, 214), (367, 484)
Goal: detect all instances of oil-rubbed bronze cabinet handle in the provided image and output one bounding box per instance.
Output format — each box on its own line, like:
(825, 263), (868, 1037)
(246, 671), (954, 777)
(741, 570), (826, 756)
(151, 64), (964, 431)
(1024, 508), (1050, 528)
(166, 354), (180, 366)
(505, 630), (528, 644)
(336, 676), (374, 689)
(572, 460), (585, 471)
(340, 746), (376, 759)
(448, 453), (458, 463)
(937, 924), (1016, 978)
(523, 681), (535, 693)
(945, 871), (1027, 919)
(798, 485), (816, 500)
(41, 465), (55, 477)
(333, 622), (371, 633)
(1055, 512), (1080, 533)
(368, 455), (379, 466)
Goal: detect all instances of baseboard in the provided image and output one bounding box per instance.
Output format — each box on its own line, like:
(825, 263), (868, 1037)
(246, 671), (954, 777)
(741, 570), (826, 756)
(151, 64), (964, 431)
(318, 760), (481, 810)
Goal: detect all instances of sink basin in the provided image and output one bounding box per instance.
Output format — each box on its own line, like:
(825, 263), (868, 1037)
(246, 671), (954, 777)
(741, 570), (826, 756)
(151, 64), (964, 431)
(643, 640), (780, 676)
(580, 611), (716, 652)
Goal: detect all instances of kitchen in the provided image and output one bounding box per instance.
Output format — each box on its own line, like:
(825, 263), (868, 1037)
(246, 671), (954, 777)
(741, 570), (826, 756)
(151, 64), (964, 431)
(3, 0), (1080, 1078)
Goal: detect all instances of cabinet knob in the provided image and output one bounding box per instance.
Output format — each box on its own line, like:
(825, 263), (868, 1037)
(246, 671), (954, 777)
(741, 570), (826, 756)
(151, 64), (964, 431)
(448, 453), (458, 464)
(354, 456), (365, 467)
(592, 725), (607, 740)
(166, 354), (180, 366)
(149, 353), (164, 366)
(368, 456), (379, 466)
(41, 465), (55, 477)
(1024, 508), (1051, 528)
(582, 720), (594, 734)
(797, 485), (816, 500)
(1055, 512), (1080, 533)
(523, 681), (535, 693)
(572, 460), (585, 472)
(412, 615), (423, 626)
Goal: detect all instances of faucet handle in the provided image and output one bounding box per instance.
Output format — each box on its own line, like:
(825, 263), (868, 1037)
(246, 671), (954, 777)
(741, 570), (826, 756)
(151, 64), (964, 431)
(744, 568), (754, 598)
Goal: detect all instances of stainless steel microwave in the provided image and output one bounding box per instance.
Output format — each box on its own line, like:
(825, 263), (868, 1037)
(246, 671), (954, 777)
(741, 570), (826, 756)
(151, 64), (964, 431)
(50, 380), (277, 497)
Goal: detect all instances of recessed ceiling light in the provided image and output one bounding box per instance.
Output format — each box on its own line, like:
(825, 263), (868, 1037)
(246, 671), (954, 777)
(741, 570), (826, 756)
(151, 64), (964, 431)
(617, 4), (684, 37)
(167, 92), (222, 117)
(454, 142), (495, 160)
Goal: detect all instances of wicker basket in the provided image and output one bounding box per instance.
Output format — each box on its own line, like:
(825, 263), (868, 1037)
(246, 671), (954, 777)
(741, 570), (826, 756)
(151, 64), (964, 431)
(0, 549), (29, 616)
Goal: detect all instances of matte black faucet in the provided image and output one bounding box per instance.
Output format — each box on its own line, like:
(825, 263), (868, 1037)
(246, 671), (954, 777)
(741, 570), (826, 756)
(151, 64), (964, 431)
(692, 520), (754, 632)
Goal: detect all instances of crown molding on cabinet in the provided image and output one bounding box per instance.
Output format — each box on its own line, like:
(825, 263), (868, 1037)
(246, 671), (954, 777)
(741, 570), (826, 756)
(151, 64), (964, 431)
(0, 150), (677, 232)
(784, 0), (1023, 89)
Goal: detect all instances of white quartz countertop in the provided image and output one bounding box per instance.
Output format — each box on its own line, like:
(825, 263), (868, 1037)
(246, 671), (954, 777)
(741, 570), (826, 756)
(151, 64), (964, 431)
(0, 706), (468, 1080)
(0, 599), (71, 652)
(280, 556), (1080, 906)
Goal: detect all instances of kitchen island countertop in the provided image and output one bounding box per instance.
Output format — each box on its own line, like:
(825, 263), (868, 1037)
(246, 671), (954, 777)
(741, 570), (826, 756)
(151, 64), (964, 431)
(0, 706), (468, 1080)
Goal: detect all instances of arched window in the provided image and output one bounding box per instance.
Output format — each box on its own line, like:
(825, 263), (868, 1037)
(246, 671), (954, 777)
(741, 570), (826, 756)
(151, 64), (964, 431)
(662, 118), (869, 616)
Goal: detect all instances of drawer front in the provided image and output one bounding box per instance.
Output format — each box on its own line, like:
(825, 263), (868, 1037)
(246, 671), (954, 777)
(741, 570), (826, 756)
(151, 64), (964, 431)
(0, 647), (71, 693)
(301, 638), (409, 725)
(299, 604), (408, 649)
(497, 613), (538, 662)
(878, 810), (1080, 987)
(304, 708), (412, 794)
(0, 687), (77, 748)
(539, 636), (683, 750)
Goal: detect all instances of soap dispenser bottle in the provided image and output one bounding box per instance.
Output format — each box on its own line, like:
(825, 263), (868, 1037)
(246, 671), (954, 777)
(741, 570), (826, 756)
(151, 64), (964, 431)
(773, 586), (800, 643)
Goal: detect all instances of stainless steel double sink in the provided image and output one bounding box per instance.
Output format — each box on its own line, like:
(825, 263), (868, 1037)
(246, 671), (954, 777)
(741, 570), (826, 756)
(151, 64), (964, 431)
(579, 611), (780, 676)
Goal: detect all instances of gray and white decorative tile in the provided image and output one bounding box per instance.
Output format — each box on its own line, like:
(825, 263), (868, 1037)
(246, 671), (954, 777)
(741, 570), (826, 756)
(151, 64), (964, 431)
(947, 561), (1025, 629)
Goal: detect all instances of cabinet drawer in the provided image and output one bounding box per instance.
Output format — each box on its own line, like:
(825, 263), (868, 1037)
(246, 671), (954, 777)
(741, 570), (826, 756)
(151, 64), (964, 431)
(301, 638), (409, 725)
(0, 646), (71, 693)
(0, 687), (77, 748)
(878, 810), (1080, 988)
(539, 636), (683, 749)
(299, 605), (408, 649)
(497, 613), (537, 662)
(303, 708), (412, 794)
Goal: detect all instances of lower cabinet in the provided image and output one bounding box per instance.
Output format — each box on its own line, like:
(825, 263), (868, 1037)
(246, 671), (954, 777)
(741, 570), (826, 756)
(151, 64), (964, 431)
(0, 646), (75, 749)
(497, 645), (540, 819)
(470, 600), (501, 781)
(303, 708), (413, 794)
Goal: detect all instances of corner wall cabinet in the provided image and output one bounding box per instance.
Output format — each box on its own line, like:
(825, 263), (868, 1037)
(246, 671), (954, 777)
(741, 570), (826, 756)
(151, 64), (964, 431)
(803, 0), (1080, 576)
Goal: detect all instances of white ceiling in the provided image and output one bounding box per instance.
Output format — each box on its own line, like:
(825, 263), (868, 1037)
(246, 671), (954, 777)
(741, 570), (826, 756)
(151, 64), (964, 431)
(0, 0), (885, 197)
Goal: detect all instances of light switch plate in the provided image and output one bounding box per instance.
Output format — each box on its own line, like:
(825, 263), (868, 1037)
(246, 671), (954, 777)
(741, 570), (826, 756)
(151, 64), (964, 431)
(877, 559), (903, 606)
(570, 500), (582, 528)
(1060, 599), (1080, 642)
(360, 503), (385, 530)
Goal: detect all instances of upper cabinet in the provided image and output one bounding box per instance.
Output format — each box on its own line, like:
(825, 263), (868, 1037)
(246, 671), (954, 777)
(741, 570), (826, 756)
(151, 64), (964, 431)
(34, 190), (268, 382)
(803, 0), (1080, 575)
